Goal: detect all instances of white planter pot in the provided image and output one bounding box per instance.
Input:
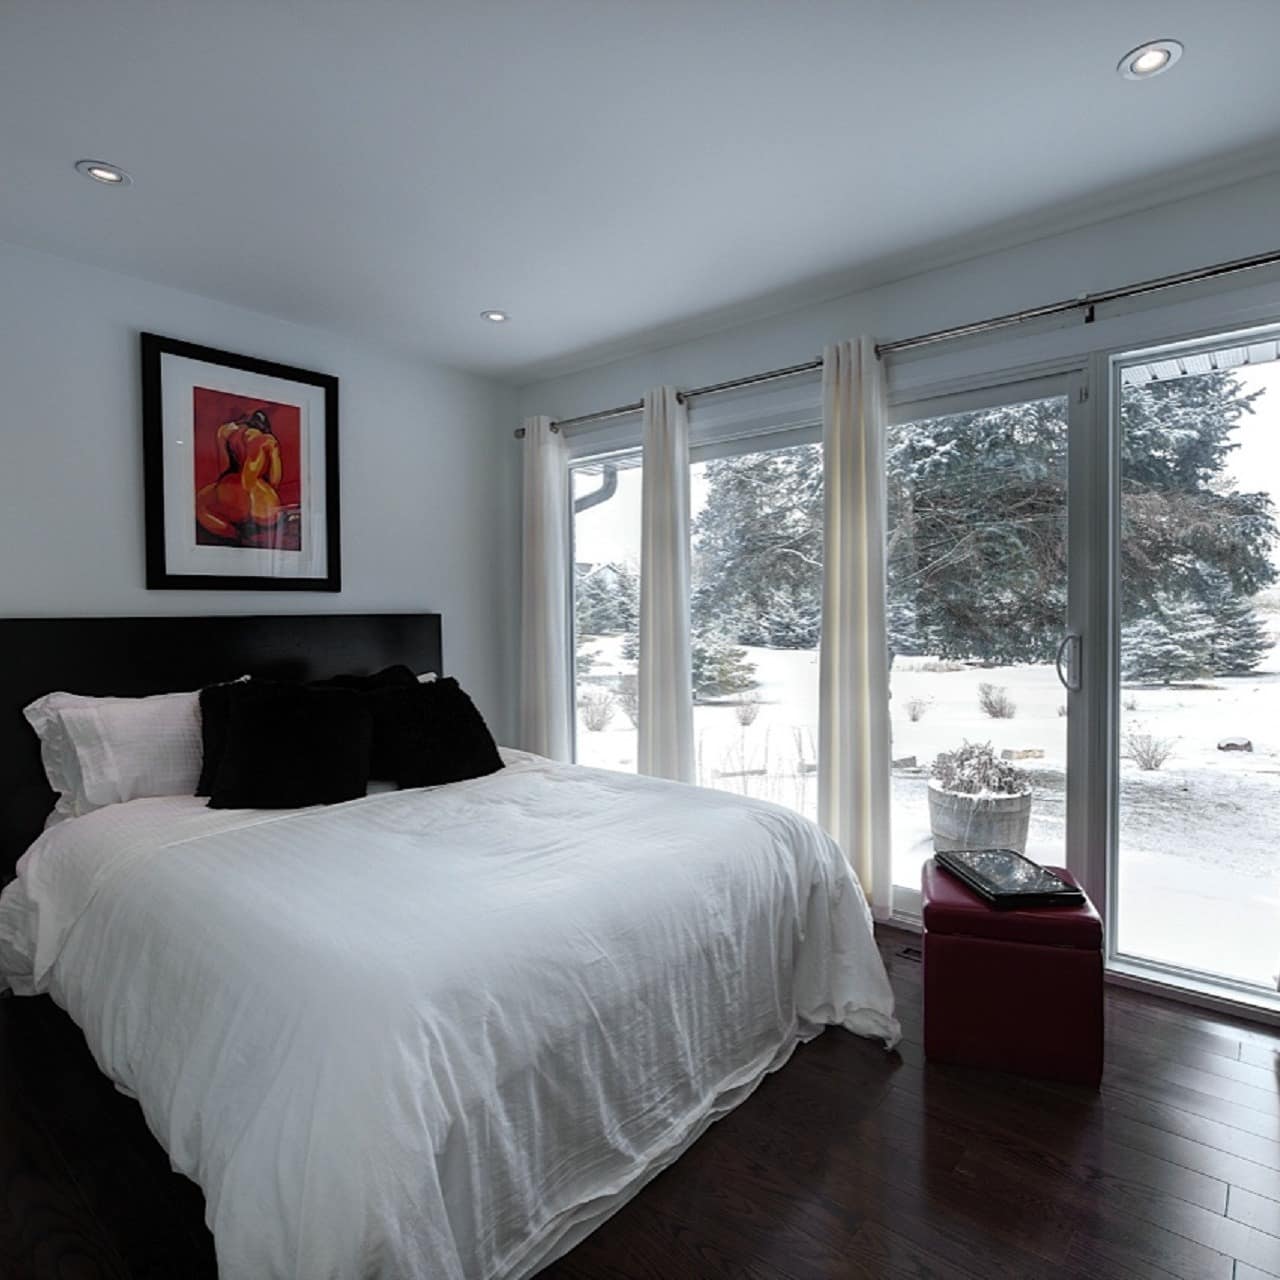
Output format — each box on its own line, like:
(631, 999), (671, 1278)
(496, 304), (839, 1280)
(927, 782), (1032, 854)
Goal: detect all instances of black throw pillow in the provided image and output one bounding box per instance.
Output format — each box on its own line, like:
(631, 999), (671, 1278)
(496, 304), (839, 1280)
(207, 684), (372, 809)
(369, 677), (503, 788)
(310, 665), (419, 779)
(196, 678), (271, 796)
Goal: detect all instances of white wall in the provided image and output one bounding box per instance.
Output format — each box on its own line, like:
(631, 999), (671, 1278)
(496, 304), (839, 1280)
(0, 242), (519, 739)
(518, 170), (1280, 419)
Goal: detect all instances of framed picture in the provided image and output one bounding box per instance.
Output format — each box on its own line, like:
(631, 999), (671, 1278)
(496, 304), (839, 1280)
(140, 333), (340, 591)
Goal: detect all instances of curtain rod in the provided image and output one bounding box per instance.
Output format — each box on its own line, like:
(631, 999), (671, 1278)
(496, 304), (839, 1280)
(513, 246), (1280, 438)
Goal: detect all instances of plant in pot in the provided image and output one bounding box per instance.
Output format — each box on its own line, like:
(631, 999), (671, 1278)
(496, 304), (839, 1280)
(928, 740), (1032, 854)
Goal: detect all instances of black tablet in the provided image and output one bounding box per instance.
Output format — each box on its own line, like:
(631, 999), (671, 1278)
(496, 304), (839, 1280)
(935, 848), (1085, 910)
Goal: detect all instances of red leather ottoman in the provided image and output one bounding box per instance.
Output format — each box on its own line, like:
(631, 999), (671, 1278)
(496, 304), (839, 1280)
(921, 859), (1103, 1087)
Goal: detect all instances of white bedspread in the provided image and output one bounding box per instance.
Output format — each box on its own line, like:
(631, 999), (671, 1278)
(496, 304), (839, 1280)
(0, 750), (898, 1279)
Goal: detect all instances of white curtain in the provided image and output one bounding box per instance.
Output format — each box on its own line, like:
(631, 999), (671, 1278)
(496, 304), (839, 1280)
(638, 387), (694, 782)
(818, 340), (893, 915)
(519, 415), (572, 760)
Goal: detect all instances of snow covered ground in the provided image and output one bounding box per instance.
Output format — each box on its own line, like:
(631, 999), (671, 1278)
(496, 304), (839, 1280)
(575, 637), (1280, 992)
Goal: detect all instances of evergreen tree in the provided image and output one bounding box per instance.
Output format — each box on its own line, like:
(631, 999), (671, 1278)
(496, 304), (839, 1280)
(616, 616), (755, 701)
(687, 372), (1275, 665)
(886, 396), (1069, 662)
(690, 629), (757, 701)
(691, 445), (823, 648)
(1122, 595), (1216, 683)
(574, 560), (639, 636)
(1119, 374), (1273, 618)
(1203, 574), (1274, 674)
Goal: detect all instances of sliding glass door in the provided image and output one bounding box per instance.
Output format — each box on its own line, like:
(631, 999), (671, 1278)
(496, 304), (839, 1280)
(886, 382), (1081, 910)
(563, 321), (1280, 1013)
(1112, 328), (1280, 1002)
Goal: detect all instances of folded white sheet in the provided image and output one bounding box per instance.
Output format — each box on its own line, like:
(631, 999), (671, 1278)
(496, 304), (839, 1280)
(0, 750), (898, 1279)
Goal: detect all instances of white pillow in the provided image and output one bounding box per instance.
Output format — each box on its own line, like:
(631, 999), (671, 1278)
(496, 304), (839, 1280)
(417, 671), (438, 683)
(24, 689), (203, 824)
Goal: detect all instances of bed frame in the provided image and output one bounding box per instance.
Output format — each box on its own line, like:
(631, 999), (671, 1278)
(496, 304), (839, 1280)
(0, 613), (443, 881)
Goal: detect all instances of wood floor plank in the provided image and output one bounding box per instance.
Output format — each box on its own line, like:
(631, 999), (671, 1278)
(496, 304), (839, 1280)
(952, 1145), (1247, 1277)
(1064, 1207), (1234, 1280)
(880, 1067), (1231, 1214)
(950, 1147), (1250, 1279)
(1106, 1044), (1280, 1110)
(1242, 1041), (1280, 1071)
(1104, 1021), (1255, 1082)
(1238, 1262), (1280, 1280)
(1083, 1084), (1280, 1174)
(1107, 988), (1279, 1047)
(1230, 1186), (1280, 1242)
(1106, 1005), (1247, 1065)
(880, 1033), (1242, 1203)
(1102, 1064), (1280, 1143)
(843, 1220), (997, 1280)
(899, 1046), (1280, 1198)
(1058, 1237), (1186, 1280)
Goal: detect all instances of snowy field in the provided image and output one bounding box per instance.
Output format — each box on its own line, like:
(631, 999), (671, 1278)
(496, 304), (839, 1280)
(575, 637), (1280, 991)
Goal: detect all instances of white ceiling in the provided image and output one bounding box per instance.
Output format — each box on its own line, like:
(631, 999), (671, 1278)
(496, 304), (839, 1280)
(4, 1), (1280, 382)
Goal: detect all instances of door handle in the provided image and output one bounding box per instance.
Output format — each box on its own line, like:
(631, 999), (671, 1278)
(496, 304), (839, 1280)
(1055, 633), (1082, 692)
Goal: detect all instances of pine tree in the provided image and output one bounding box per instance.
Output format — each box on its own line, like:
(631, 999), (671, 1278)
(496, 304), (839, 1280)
(686, 372), (1275, 666)
(691, 445), (823, 649)
(690, 630), (756, 701)
(1123, 595), (1215, 683)
(1203, 575), (1273, 674)
(574, 560), (639, 636)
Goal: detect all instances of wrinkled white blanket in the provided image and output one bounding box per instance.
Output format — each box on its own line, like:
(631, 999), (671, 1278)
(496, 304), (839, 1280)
(0, 751), (898, 1279)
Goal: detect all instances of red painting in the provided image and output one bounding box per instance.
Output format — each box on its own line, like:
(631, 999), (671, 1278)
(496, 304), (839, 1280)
(192, 386), (302, 550)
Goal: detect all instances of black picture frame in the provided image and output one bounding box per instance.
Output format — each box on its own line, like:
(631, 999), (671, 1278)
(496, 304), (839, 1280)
(140, 332), (341, 591)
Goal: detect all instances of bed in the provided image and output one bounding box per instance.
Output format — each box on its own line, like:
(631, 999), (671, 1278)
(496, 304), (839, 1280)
(0, 614), (899, 1280)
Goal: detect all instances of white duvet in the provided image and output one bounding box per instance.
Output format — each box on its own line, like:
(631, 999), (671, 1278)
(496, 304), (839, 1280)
(0, 750), (898, 1279)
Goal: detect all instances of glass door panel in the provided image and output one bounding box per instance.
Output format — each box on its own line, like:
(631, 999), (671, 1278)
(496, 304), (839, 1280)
(1116, 338), (1280, 995)
(689, 440), (822, 819)
(888, 393), (1071, 900)
(570, 453), (642, 772)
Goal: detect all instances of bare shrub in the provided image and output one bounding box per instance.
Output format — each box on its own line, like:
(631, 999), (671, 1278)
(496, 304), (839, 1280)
(579, 689), (615, 732)
(919, 658), (965, 673)
(733, 689), (761, 727)
(1056, 703), (1068, 718)
(1122, 693), (1139, 712)
(616, 673), (639, 727)
(977, 682), (1017, 719)
(904, 695), (932, 723)
(1122, 727), (1175, 771)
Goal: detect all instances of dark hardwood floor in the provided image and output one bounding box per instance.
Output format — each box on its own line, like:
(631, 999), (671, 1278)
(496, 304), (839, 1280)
(1, 926), (1277, 1279)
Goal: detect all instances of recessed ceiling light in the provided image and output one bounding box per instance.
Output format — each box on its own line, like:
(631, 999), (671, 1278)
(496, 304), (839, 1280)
(75, 158), (132, 186)
(480, 310), (510, 323)
(1118, 39), (1183, 80)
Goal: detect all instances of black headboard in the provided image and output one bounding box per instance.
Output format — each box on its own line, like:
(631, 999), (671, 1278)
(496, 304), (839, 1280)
(1, 613), (443, 880)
